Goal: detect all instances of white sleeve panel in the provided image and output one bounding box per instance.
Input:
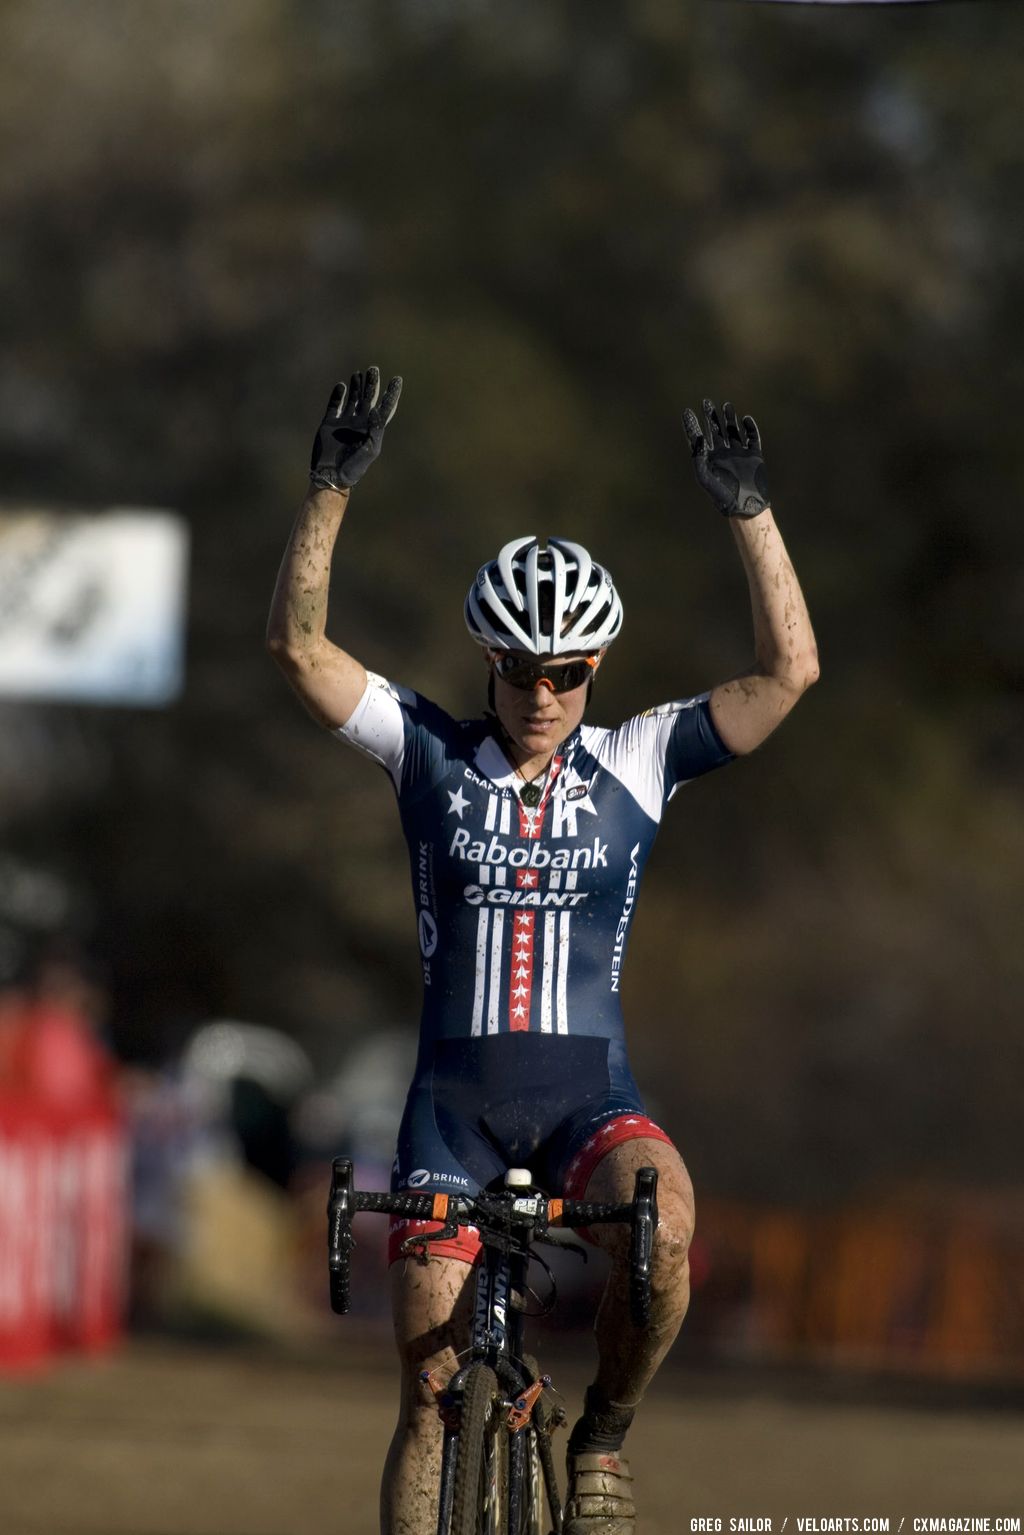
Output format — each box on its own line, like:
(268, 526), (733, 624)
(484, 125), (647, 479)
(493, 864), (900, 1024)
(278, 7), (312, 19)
(332, 671), (408, 787)
(582, 694), (714, 824)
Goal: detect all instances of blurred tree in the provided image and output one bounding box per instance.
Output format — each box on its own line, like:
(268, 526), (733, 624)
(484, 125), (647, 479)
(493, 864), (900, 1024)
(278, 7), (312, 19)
(0, 0), (1021, 1197)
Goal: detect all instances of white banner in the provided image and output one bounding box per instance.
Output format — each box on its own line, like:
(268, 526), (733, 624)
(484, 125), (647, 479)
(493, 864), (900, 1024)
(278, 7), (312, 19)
(0, 508), (188, 707)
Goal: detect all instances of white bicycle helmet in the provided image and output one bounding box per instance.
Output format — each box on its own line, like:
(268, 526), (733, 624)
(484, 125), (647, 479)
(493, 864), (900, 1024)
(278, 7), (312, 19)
(465, 536), (623, 656)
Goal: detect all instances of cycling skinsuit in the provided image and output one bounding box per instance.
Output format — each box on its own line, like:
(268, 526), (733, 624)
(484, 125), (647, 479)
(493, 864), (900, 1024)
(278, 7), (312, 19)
(337, 672), (733, 1262)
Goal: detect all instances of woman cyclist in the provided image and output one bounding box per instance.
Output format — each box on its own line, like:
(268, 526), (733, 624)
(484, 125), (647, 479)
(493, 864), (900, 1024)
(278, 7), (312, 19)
(267, 367), (818, 1535)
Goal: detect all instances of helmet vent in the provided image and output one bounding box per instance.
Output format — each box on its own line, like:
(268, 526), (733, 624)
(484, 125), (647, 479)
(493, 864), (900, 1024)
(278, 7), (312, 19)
(465, 537), (623, 655)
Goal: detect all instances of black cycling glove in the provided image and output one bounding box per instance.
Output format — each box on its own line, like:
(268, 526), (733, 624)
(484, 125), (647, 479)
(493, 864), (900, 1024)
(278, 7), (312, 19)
(683, 398), (770, 519)
(310, 366), (402, 491)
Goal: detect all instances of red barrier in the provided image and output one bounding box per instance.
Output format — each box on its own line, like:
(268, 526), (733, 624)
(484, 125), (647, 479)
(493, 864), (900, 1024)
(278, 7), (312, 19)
(0, 1095), (127, 1371)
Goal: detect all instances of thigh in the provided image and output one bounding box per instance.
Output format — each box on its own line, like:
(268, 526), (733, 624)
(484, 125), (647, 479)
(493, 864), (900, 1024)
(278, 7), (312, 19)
(391, 1251), (477, 1385)
(580, 1136), (695, 1263)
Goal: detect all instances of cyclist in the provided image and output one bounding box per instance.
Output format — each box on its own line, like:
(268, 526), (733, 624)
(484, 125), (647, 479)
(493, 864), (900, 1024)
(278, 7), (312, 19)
(268, 368), (818, 1535)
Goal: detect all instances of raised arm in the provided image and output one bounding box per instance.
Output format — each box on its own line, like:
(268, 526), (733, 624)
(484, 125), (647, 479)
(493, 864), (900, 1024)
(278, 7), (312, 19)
(266, 367), (401, 729)
(683, 399), (819, 756)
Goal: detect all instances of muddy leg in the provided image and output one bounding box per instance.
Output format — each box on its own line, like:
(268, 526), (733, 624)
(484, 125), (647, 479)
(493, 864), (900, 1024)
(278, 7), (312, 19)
(380, 1254), (475, 1535)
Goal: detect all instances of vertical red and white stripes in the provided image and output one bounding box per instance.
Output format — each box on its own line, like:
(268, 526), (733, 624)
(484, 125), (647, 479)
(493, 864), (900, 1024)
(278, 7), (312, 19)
(470, 759), (573, 1036)
(507, 757), (561, 1031)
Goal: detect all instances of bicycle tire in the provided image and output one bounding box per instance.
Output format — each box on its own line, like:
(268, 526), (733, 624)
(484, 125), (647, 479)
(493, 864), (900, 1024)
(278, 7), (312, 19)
(451, 1363), (508, 1535)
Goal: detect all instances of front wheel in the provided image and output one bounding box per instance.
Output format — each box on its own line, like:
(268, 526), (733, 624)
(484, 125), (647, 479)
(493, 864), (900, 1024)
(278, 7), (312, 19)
(451, 1363), (508, 1535)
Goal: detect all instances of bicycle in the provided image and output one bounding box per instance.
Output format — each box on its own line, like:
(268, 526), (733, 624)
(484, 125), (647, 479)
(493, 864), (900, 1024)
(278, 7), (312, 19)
(328, 1157), (659, 1535)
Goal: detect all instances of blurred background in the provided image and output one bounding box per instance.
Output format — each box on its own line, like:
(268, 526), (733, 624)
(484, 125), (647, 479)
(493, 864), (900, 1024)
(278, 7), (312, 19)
(1, 0), (1022, 1526)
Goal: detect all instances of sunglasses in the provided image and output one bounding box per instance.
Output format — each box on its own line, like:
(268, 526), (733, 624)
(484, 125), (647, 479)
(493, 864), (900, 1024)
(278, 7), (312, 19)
(491, 653), (598, 693)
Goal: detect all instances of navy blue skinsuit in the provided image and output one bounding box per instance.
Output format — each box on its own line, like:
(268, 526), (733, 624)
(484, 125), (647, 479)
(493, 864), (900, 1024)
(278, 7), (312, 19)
(337, 672), (733, 1213)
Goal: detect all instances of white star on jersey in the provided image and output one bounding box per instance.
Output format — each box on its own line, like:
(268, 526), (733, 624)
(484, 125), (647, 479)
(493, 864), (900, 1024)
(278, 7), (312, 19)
(447, 786), (470, 819)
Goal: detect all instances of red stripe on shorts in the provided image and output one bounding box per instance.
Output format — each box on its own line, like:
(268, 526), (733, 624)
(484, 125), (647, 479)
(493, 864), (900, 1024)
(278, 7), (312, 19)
(387, 1115), (673, 1263)
(562, 1113), (675, 1243)
(387, 1217), (482, 1267)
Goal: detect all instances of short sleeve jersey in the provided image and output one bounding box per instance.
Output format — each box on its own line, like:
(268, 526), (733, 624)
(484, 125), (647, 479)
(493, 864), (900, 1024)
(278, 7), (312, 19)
(337, 674), (733, 1045)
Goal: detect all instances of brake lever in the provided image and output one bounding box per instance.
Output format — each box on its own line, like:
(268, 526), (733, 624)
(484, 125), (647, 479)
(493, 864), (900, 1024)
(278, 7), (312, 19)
(629, 1166), (658, 1329)
(327, 1157), (357, 1313)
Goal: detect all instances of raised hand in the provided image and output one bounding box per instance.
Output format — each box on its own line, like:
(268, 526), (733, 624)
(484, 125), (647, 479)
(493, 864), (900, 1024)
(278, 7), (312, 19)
(310, 366), (402, 492)
(682, 399), (770, 519)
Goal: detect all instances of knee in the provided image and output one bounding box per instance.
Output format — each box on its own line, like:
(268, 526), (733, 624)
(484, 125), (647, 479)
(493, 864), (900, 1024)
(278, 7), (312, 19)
(650, 1199), (695, 1297)
(395, 1342), (456, 1438)
(400, 1386), (445, 1442)
(395, 1329), (461, 1390)
(584, 1139), (696, 1303)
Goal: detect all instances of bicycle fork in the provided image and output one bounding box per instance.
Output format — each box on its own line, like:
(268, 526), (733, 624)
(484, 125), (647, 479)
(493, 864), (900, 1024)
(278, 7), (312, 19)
(423, 1239), (558, 1534)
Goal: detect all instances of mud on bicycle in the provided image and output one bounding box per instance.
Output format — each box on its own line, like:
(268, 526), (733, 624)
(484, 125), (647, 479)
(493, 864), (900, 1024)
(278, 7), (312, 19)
(328, 1157), (659, 1535)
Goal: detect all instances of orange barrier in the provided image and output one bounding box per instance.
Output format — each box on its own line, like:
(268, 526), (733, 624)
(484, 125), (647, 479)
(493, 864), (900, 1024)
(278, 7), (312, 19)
(696, 1195), (1024, 1380)
(0, 1095), (127, 1370)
